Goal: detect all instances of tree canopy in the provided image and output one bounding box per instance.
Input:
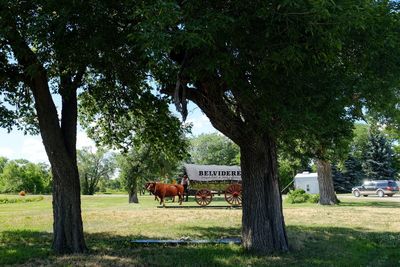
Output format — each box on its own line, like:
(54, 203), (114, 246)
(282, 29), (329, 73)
(1, 0), (400, 255)
(0, 158), (51, 194)
(77, 147), (116, 195)
(189, 133), (240, 165)
(135, 0), (400, 253)
(0, 0), (190, 253)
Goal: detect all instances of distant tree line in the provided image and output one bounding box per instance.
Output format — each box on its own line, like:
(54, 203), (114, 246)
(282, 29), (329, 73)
(0, 157), (52, 194)
(1, 125), (398, 196)
(332, 124), (399, 193)
(186, 129), (399, 194)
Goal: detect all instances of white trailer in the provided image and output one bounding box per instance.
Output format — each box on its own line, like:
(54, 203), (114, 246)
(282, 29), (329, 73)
(294, 172), (319, 194)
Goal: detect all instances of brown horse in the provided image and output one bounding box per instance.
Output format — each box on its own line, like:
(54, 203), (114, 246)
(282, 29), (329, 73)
(146, 182), (184, 206)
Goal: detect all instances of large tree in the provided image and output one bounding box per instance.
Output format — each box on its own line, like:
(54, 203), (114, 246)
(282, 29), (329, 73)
(137, 0), (400, 253)
(116, 144), (185, 203)
(363, 130), (397, 180)
(77, 147), (116, 195)
(0, 1), (177, 253)
(0, 159), (52, 194)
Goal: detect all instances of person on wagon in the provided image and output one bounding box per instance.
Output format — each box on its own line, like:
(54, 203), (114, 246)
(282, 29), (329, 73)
(181, 174), (190, 202)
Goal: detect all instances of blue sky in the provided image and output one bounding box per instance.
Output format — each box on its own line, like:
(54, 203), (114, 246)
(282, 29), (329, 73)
(0, 102), (217, 163)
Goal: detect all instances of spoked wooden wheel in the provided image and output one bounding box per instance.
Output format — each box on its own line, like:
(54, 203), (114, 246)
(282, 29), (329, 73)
(195, 189), (213, 206)
(225, 184), (242, 206)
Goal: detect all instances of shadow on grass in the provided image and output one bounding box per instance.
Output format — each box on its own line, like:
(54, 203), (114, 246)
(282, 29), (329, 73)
(1, 226), (400, 266)
(183, 226), (240, 239)
(339, 200), (400, 208)
(0, 230), (52, 265)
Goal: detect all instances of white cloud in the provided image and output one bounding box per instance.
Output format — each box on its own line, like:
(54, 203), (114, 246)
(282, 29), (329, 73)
(0, 130), (97, 164)
(20, 137), (48, 163)
(187, 113), (217, 136)
(0, 147), (15, 158)
(76, 131), (96, 150)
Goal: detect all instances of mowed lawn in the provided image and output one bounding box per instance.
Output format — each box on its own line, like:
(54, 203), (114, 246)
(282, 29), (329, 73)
(1, 194), (399, 266)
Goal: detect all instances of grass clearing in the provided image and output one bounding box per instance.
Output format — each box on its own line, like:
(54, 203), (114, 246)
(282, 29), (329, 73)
(1, 194), (400, 266)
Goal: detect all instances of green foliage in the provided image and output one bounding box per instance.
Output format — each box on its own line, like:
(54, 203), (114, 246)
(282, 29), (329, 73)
(278, 151), (311, 192)
(117, 143), (185, 196)
(79, 90), (191, 161)
(393, 145), (400, 179)
(307, 194), (320, 204)
(0, 196), (44, 204)
(362, 131), (397, 180)
(333, 157), (365, 193)
(0, 157), (7, 173)
(189, 133), (240, 165)
(141, 0), (400, 160)
(0, 158), (51, 194)
(77, 147), (116, 195)
(97, 178), (123, 193)
(1, 0), (186, 163)
(286, 189), (319, 204)
(350, 124), (370, 159)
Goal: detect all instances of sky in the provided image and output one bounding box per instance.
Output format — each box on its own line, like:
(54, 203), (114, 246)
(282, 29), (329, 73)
(0, 102), (217, 163)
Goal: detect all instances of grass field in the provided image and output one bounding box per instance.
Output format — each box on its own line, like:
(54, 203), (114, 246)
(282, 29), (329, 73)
(1, 194), (399, 266)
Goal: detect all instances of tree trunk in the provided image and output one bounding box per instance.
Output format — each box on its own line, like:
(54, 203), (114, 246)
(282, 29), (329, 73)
(38, 89), (87, 253)
(317, 159), (339, 205)
(7, 21), (86, 254)
(164, 68), (288, 253)
(240, 136), (288, 253)
(129, 190), (139, 203)
(82, 173), (89, 195)
(52, 166), (86, 253)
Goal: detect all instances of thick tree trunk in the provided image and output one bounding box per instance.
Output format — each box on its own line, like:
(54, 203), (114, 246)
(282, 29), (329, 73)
(7, 20), (86, 254)
(52, 167), (86, 253)
(28, 69), (86, 253)
(240, 136), (288, 253)
(39, 90), (87, 253)
(317, 159), (339, 205)
(129, 191), (139, 203)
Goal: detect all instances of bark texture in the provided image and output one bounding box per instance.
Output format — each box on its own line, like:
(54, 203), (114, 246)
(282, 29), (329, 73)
(317, 159), (339, 205)
(129, 191), (139, 203)
(240, 136), (288, 253)
(5, 24), (87, 253)
(164, 79), (288, 253)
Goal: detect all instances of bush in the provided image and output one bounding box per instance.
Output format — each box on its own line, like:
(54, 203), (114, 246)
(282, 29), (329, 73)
(0, 196), (44, 204)
(308, 194), (320, 203)
(286, 189), (319, 204)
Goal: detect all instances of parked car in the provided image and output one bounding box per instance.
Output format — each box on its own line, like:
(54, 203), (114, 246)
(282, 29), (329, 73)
(352, 180), (399, 197)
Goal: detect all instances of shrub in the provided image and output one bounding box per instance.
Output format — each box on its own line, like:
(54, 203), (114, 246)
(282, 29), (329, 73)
(286, 189), (309, 204)
(308, 194), (320, 203)
(0, 196), (44, 204)
(286, 189), (320, 204)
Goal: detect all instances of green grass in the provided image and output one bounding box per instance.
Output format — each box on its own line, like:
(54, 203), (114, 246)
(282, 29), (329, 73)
(1, 194), (400, 266)
(0, 195), (44, 204)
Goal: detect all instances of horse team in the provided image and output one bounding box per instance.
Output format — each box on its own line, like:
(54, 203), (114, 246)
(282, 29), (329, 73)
(145, 182), (185, 206)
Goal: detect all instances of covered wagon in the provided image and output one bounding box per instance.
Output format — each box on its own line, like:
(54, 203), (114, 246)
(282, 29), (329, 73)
(184, 164), (242, 206)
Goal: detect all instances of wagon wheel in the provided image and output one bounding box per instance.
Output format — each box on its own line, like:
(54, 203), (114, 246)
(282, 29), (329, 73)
(225, 184), (242, 206)
(195, 189), (213, 206)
